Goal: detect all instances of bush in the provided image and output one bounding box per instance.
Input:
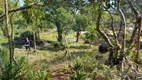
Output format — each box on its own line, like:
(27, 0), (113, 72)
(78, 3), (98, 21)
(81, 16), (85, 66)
(0, 48), (53, 79)
(19, 30), (39, 41)
(14, 30), (39, 45)
(0, 48), (29, 80)
(53, 42), (66, 50)
(69, 51), (116, 80)
(26, 69), (52, 80)
(82, 31), (99, 44)
(0, 48), (9, 64)
(70, 71), (86, 80)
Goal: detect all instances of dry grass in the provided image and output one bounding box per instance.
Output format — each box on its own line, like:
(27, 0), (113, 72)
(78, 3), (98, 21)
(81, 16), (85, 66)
(14, 31), (94, 72)
(40, 32), (57, 41)
(1, 31), (101, 79)
(14, 43), (93, 71)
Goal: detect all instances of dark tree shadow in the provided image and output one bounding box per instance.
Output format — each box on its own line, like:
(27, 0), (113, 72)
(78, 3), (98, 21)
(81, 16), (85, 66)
(1, 41), (24, 48)
(38, 46), (65, 52)
(69, 45), (89, 49)
(1, 42), (8, 47)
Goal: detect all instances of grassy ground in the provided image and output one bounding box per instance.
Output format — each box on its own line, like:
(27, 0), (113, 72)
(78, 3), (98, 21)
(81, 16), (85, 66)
(10, 31), (100, 79)
(1, 31), (142, 80)
(0, 31), (120, 80)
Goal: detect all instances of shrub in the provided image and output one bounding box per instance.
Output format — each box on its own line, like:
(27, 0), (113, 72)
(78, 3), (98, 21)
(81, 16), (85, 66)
(70, 71), (86, 80)
(0, 48), (29, 80)
(27, 69), (52, 80)
(14, 30), (39, 45)
(53, 42), (66, 50)
(70, 51), (116, 80)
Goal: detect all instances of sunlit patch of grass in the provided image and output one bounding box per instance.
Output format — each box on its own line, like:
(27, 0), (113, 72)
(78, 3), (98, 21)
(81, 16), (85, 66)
(40, 32), (57, 41)
(0, 36), (8, 44)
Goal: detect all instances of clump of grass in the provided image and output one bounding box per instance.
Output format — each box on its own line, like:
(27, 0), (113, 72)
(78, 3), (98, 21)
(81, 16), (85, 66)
(69, 51), (118, 80)
(70, 71), (86, 80)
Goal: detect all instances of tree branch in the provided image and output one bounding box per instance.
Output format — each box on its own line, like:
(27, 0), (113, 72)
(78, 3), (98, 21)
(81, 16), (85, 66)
(127, 0), (140, 47)
(0, 3), (45, 20)
(0, 5), (32, 20)
(127, 0), (140, 17)
(103, 6), (118, 46)
(96, 6), (113, 47)
(117, 0), (126, 52)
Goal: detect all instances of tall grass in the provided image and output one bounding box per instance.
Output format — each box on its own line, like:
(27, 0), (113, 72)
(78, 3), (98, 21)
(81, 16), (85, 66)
(0, 48), (52, 80)
(69, 51), (118, 80)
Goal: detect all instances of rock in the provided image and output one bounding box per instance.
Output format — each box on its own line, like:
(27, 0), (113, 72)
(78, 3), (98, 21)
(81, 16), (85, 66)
(98, 42), (108, 53)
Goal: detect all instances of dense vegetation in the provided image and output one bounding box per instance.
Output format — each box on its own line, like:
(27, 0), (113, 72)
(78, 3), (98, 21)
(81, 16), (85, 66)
(0, 0), (142, 80)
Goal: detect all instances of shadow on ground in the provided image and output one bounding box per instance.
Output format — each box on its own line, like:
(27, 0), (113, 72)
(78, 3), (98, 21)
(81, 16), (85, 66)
(38, 46), (65, 52)
(69, 45), (89, 49)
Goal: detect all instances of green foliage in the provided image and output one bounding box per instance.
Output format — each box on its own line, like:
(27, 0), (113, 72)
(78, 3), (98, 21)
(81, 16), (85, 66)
(69, 51), (115, 80)
(54, 42), (66, 50)
(75, 14), (90, 31)
(27, 69), (52, 80)
(0, 0), (141, 79)
(70, 71), (86, 80)
(0, 48), (28, 80)
(20, 30), (39, 40)
(72, 60), (82, 71)
(21, 10), (33, 25)
(45, 5), (74, 41)
(14, 30), (39, 45)
(90, 69), (114, 80)
(22, 0), (46, 31)
(83, 26), (99, 43)
(1, 57), (28, 80)
(0, 48), (9, 64)
(0, 48), (52, 80)
(46, 6), (74, 33)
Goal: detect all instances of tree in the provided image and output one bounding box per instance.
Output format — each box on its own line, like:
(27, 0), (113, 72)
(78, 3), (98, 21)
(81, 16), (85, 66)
(75, 14), (90, 42)
(45, 6), (73, 42)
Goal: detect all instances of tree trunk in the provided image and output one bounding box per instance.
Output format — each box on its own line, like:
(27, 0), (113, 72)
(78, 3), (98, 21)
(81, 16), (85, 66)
(127, 0), (140, 53)
(57, 31), (62, 42)
(4, 0), (13, 64)
(136, 16), (142, 63)
(76, 30), (80, 42)
(33, 30), (36, 52)
(76, 25), (81, 43)
(56, 21), (62, 42)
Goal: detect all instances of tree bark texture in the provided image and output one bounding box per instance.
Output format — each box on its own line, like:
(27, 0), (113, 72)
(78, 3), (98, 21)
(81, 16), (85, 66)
(33, 30), (36, 52)
(56, 21), (63, 42)
(136, 16), (142, 63)
(4, 0), (13, 64)
(117, 0), (126, 52)
(76, 30), (80, 42)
